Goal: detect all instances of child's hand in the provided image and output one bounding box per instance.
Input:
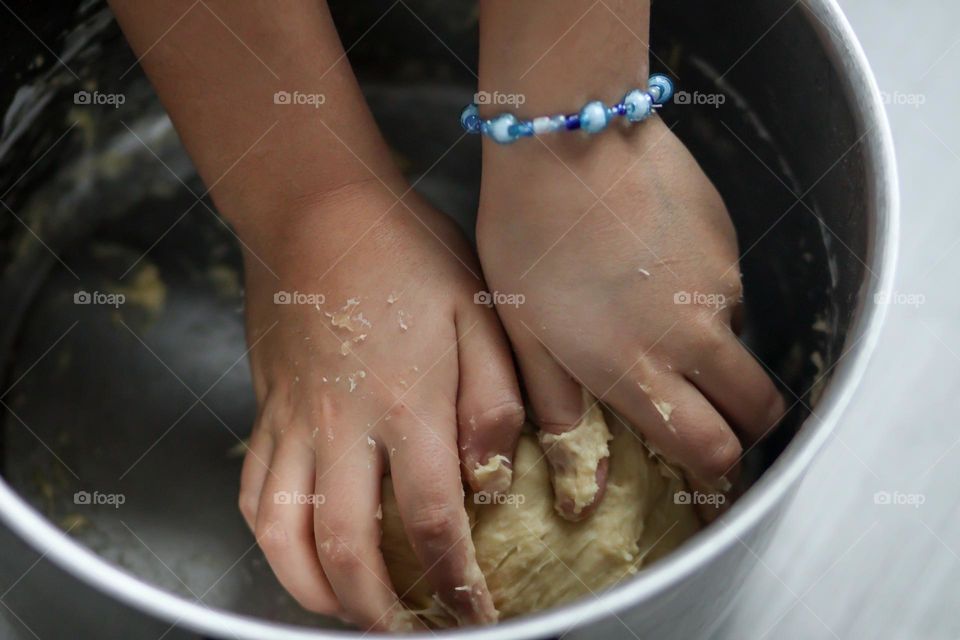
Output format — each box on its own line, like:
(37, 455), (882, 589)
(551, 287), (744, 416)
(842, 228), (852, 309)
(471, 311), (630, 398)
(237, 182), (523, 631)
(477, 118), (785, 518)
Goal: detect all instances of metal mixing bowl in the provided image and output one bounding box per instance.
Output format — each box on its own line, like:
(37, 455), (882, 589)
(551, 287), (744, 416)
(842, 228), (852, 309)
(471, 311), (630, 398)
(0, 0), (897, 638)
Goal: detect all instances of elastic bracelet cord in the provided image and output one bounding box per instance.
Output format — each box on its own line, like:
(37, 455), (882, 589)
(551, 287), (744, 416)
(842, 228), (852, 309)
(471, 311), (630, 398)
(460, 74), (674, 145)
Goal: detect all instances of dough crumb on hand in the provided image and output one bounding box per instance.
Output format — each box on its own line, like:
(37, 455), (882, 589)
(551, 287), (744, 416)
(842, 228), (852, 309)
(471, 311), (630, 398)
(472, 454), (513, 495)
(537, 390), (612, 519)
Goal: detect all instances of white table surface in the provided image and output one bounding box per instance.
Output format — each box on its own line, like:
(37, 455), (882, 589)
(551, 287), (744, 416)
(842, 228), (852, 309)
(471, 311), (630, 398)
(715, 1), (960, 639)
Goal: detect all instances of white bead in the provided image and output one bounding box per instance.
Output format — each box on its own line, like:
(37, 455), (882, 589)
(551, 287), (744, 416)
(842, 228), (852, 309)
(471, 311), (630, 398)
(487, 114), (518, 144)
(532, 117), (553, 135)
(580, 101), (609, 133)
(623, 89), (653, 122)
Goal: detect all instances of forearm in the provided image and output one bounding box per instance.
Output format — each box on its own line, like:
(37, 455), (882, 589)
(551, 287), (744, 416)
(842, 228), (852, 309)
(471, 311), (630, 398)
(109, 0), (400, 238)
(478, 0), (650, 117)
(477, 0), (654, 193)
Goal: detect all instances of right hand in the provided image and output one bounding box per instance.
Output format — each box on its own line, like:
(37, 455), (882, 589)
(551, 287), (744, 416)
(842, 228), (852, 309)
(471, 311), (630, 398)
(477, 118), (786, 520)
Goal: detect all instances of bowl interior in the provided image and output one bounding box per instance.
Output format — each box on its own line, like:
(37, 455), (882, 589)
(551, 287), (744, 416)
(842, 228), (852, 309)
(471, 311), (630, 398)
(0, 0), (867, 631)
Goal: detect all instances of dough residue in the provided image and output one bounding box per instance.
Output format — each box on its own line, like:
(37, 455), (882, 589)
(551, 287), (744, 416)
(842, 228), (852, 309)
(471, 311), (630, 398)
(472, 454), (512, 495)
(380, 408), (700, 628)
(537, 390), (612, 517)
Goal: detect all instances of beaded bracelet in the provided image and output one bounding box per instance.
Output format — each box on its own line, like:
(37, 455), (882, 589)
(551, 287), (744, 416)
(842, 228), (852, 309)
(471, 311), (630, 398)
(460, 74), (674, 144)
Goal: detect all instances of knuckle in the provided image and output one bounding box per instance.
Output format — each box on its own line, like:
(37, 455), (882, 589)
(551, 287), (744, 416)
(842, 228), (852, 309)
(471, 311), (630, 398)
(471, 400), (526, 430)
(316, 534), (362, 572)
(407, 502), (462, 550)
(725, 276), (744, 302)
(259, 389), (295, 431)
(238, 490), (259, 527)
(378, 401), (415, 438)
(256, 519), (291, 553)
(690, 316), (728, 353)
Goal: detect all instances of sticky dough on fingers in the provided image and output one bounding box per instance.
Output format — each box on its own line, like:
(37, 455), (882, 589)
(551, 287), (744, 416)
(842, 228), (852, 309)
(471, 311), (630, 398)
(377, 395), (701, 628)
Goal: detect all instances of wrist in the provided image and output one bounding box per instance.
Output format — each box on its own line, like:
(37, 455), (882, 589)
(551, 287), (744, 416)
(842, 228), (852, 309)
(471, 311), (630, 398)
(478, 115), (670, 217)
(478, 0), (650, 119)
(228, 174), (405, 262)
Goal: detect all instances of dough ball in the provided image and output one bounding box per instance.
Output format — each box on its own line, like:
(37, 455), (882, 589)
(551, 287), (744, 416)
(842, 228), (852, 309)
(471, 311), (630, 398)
(380, 410), (701, 627)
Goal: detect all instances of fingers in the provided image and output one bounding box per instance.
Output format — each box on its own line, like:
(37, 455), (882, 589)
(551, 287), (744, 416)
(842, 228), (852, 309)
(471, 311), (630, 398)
(384, 409), (497, 626)
(513, 338), (608, 521)
(688, 331), (786, 443)
(255, 437), (339, 616)
(688, 476), (735, 524)
(605, 369), (741, 489)
(455, 303), (525, 495)
(238, 426), (275, 531)
(314, 435), (420, 633)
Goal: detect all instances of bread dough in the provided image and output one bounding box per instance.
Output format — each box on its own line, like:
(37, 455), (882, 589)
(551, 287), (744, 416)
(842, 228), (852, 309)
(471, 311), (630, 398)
(380, 406), (701, 627)
(471, 454), (512, 495)
(537, 390), (613, 517)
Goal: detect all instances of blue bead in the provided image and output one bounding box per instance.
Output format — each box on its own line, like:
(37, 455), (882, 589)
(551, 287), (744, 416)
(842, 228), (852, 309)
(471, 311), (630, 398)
(622, 89), (653, 122)
(486, 113), (521, 144)
(459, 103), (481, 133)
(579, 101), (610, 133)
(647, 74), (674, 105)
(564, 114), (581, 130)
(510, 121), (535, 138)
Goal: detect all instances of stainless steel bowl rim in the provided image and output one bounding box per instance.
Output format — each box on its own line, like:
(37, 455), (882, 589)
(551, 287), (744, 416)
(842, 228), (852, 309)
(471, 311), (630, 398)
(0, 1), (899, 638)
